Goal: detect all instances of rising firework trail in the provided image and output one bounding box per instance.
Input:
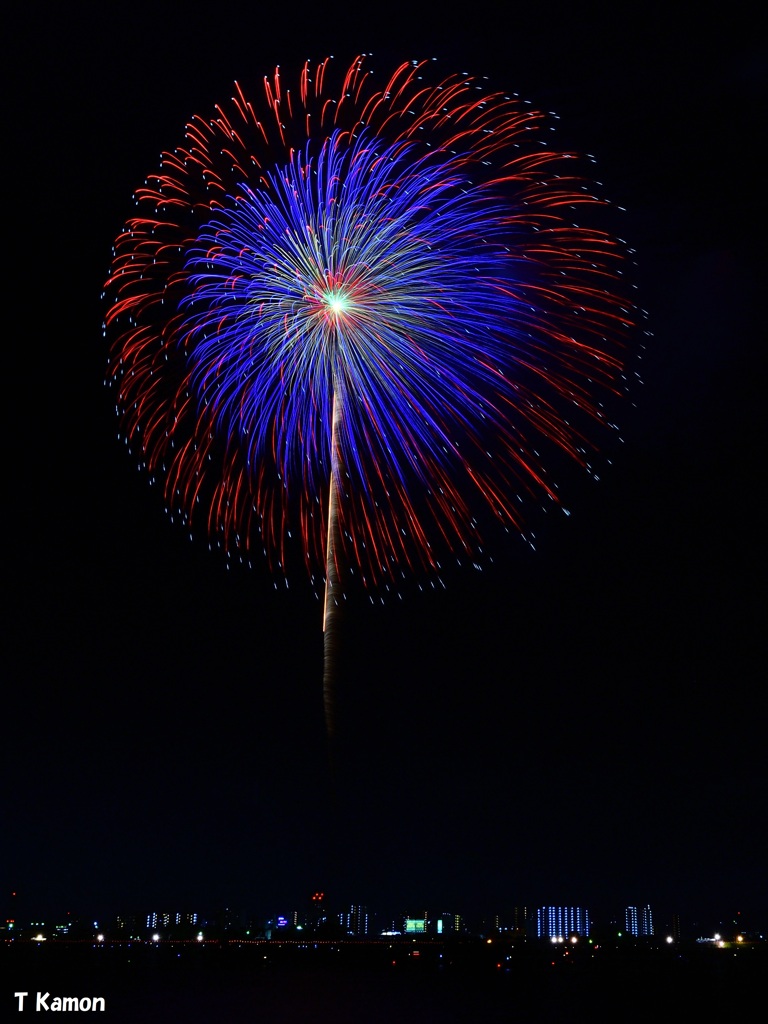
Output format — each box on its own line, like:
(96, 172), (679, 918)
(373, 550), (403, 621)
(103, 56), (637, 738)
(323, 388), (342, 742)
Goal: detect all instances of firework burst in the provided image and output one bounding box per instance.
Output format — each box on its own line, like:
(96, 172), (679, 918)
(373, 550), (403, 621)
(104, 56), (635, 603)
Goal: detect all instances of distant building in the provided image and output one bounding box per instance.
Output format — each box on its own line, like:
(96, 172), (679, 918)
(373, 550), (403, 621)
(536, 906), (590, 939)
(115, 914), (141, 937)
(404, 915), (427, 934)
(338, 905), (368, 936)
(513, 906), (530, 933)
(308, 892), (327, 932)
(146, 911), (198, 928)
(145, 910), (199, 934)
(433, 912), (463, 936)
(625, 905), (654, 937)
(482, 909), (528, 936)
(4, 890), (19, 934)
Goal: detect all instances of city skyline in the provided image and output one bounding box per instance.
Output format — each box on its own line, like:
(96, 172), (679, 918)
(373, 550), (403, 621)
(5, 888), (763, 945)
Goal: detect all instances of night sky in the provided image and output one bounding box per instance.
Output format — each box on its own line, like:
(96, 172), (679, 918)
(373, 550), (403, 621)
(7, 3), (765, 929)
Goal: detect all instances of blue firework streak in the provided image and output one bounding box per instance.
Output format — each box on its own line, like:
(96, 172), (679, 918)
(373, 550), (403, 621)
(104, 56), (635, 593)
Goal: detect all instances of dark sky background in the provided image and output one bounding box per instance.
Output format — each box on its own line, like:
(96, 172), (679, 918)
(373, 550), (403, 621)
(7, 3), (765, 931)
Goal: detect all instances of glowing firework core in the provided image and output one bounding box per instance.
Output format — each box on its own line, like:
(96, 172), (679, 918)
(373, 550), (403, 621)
(324, 291), (351, 318)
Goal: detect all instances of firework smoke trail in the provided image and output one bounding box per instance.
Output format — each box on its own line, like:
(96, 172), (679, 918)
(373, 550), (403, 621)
(103, 56), (637, 738)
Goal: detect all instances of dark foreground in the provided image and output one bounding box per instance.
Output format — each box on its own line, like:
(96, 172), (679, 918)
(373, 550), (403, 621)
(4, 939), (764, 1023)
